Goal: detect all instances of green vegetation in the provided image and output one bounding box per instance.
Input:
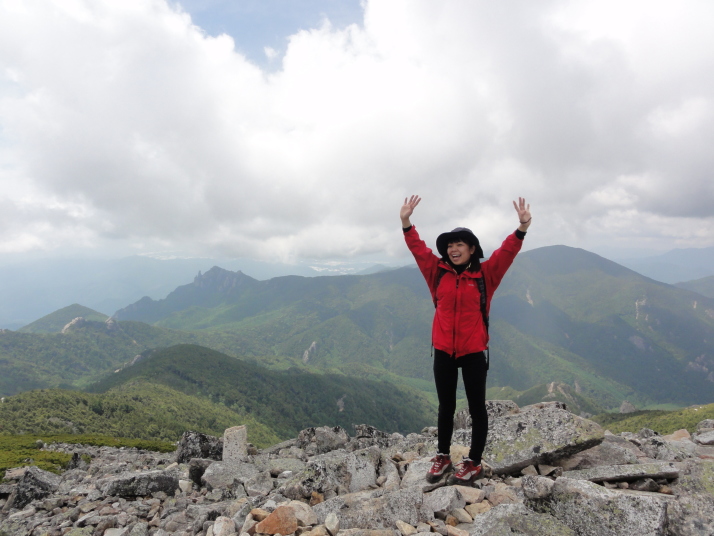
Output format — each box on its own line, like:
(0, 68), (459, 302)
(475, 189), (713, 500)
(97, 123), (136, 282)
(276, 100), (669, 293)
(4, 247), (714, 425)
(0, 434), (175, 475)
(0, 381), (281, 447)
(18, 304), (109, 334)
(676, 276), (714, 299)
(88, 344), (436, 438)
(592, 403), (714, 435)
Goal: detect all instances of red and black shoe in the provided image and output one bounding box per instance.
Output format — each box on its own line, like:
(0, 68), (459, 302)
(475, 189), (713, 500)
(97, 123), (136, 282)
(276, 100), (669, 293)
(448, 458), (483, 485)
(426, 453), (453, 483)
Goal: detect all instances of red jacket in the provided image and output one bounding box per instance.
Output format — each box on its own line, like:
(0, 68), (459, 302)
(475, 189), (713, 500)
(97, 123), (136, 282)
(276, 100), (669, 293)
(404, 226), (523, 358)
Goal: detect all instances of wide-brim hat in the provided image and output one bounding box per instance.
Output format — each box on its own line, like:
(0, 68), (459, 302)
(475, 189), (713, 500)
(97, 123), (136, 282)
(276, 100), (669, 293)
(436, 227), (484, 259)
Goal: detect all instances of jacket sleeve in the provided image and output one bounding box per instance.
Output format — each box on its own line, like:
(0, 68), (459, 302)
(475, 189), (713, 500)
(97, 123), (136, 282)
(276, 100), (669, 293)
(404, 226), (442, 297)
(483, 231), (523, 296)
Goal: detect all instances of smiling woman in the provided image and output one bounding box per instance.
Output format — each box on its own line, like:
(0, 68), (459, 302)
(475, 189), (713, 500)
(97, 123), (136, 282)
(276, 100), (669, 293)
(399, 195), (531, 485)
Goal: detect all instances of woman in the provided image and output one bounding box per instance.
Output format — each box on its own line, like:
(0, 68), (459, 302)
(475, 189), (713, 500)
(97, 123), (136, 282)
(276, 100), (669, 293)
(400, 195), (532, 483)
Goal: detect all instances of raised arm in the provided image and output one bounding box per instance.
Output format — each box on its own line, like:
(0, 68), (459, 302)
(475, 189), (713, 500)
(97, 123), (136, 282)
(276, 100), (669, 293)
(513, 197), (532, 233)
(400, 195), (421, 228)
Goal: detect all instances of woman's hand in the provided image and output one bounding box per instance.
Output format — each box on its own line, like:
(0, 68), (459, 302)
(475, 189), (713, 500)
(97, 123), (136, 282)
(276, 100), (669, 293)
(401, 195), (421, 228)
(513, 197), (531, 232)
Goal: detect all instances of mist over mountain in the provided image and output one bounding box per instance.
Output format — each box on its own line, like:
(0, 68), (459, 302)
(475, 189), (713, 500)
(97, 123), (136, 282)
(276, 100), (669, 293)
(615, 246), (714, 284)
(0, 256), (339, 330)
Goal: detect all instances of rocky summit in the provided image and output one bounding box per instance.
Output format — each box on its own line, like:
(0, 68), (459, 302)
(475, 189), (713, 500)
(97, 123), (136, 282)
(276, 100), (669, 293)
(1, 401), (714, 536)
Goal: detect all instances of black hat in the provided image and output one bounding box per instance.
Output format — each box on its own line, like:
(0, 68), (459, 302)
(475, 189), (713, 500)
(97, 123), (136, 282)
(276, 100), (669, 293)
(436, 227), (484, 259)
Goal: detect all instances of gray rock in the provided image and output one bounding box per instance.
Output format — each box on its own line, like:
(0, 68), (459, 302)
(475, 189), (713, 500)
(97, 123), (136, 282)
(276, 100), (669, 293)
(325, 511), (340, 536)
(529, 477), (675, 536)
(666, 459), (714, 536)
(695, 419), (714, 433)
(468, 503), (575, 536)
(477, 406), (604, 475)
(223, 425), (248, 462)
(296, 426), (350, 455)
(129, 522), (150, 536)
(281, 447), (379, 499)
(313, 488), (424, 529)
(11, 466), (61, 509)
(454, 401), (520, 430)
(557, 434), (641, 471)
(260, 438), (298, 455)
(639, 436), (695, 461)
(421, 486), (465, 515)
(188, 457), (213, 486)
(253, 456), (307, 477)
(400, 458), (447, 491)
(561, 462), (678, 483)
(202, 460), (258, 491)
(692, 430), (714, 445)
(100, 470), (178, 498)
(521, 475), (555, 500)
(175, 431), (223, 463)
(244, 470), (274, 497)
(378, 452), (401, 491)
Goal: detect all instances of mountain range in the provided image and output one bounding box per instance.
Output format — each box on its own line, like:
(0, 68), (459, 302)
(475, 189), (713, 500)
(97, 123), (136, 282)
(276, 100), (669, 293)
(1, 244), (713, 441)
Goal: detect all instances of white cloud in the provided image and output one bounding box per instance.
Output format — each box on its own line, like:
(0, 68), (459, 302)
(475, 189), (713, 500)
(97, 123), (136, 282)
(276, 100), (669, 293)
(1, 0), (713, 262)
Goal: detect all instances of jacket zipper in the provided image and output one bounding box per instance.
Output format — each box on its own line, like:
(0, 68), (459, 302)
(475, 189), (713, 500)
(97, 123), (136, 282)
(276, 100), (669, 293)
(452, 275), (459, 357)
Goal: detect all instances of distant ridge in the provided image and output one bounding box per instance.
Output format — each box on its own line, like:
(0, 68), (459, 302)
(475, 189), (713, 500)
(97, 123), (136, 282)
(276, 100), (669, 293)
(113, 267), (259, 323)
(19, 304), (109, 334)
(676, 275), (714, 299)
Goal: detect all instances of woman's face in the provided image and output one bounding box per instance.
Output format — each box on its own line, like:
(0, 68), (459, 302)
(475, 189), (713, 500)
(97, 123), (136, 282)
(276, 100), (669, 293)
(447, 240), (476, 265)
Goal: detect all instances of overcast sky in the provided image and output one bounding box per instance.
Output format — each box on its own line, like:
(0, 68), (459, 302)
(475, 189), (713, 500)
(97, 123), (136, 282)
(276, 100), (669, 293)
(1, 0), (713, 266)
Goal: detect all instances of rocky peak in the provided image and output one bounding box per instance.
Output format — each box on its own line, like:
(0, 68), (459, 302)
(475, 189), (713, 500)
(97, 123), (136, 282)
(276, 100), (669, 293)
(2, 402), (713, 535)
(192, 267), (257, 294)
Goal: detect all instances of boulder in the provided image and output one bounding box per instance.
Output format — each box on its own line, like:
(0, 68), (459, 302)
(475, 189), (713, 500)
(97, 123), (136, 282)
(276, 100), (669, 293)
(692, 430), (714, 446)
(521, 475), (555, 500)
(529, 477), (675, 536)
(288, 499), (318, 526)
(10, 466), (61, 509)
(476, 406), (604, 474)
(557, 434), (641, 470)
(175, 431), (223, 463)
(100, 470), (178, 498)
(223, 425), (248, 462)
(188, 458), (214, 486)
(666, 460), (714, 536)
(468, 503), (575, 536)
(244, 470), (274, 497)
(696, 419), (714, 432)
(201, 461), (258, 493)
(255, 505), (299, 535)
(313, 488), (424, 529)
(421, 486), (466, 515)
(561, 462), (679, 483)
(638, 435), (695, 461)
(296, 426), (350, 455)
(454, 401), (520, 430)
(400, 458), (448, 491)
(281, 447), (380, 499)
(212, 516), (237, 536)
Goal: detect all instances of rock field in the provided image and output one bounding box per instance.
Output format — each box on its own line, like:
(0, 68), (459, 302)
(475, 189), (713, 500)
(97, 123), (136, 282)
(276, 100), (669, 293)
(2, 402), (714, 536)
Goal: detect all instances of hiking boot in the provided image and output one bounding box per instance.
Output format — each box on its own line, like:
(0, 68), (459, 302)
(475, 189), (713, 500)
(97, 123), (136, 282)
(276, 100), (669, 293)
(426, 453), (453, 482)
(448, 458), (482, 484)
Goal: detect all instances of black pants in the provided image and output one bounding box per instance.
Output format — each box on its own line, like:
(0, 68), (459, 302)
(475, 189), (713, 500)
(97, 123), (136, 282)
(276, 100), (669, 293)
(433, 349), (488, 461)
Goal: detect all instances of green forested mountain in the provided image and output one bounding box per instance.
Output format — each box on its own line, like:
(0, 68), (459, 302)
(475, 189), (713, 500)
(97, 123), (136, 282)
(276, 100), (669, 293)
(85, 344), (435, 438)
(111, 248), (714, 409)
(0, 381), (281, 447)
(676, 275), (714, 299)
(19, 304), (109, 334)
(4, 246), (714, 414)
